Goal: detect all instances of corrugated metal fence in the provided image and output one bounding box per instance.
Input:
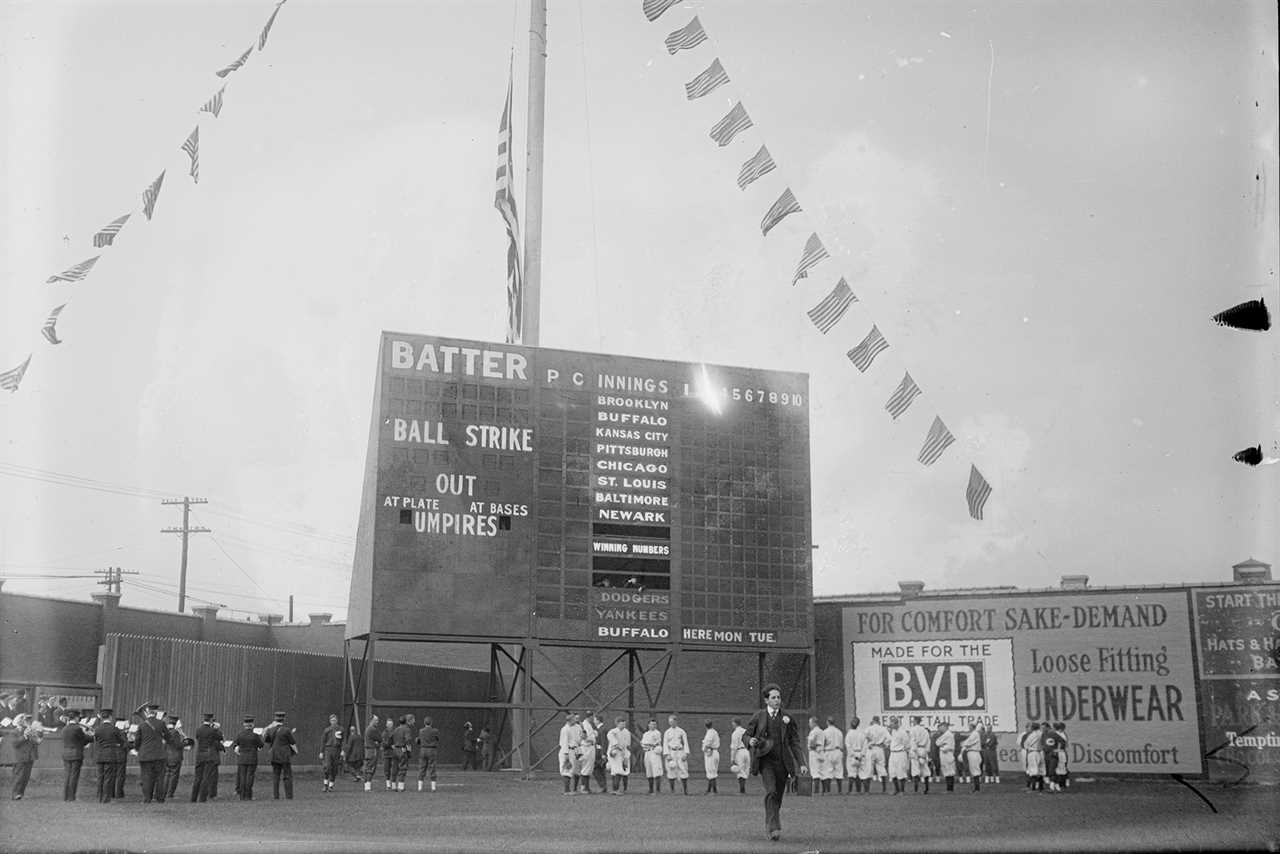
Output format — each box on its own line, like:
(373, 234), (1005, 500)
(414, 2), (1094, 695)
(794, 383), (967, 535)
(102, 634), (495, 765)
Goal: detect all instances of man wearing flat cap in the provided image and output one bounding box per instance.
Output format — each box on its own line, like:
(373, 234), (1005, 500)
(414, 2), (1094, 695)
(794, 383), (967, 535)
(190, 713), (221, 803)
(232, 716), (265, 800)
(133, 702), (169, 803)
(92, 708), (126, 803)
(265, 710), (297, 800)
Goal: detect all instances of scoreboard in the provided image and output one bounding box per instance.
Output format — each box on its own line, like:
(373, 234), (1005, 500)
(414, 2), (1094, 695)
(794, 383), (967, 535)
(346, 332), (812, 651)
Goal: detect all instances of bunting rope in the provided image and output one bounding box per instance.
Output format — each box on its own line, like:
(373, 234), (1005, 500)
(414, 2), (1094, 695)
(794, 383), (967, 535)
(3, 0), (291, 395)
(641, 3), (993, 519)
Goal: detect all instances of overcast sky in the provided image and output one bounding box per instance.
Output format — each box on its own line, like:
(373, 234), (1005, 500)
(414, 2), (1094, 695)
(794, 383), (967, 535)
(1, 0), (1276, 623)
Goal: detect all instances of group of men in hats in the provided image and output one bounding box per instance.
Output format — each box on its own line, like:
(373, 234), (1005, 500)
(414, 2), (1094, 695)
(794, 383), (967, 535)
(4, 702), (300, 803)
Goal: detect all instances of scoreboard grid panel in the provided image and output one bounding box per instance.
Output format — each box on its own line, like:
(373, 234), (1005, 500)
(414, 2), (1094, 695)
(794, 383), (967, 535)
(355, 333), (813, 649)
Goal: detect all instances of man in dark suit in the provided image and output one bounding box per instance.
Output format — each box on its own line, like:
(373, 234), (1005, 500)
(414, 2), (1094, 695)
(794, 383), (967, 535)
(742, 683), (807, 842)
(92, 708), (125, 803)
(265, 710), (297, 800)
(133, 702), (169, 803)
(162, 714), (192, 800)
(190, 713), (220, 803)
(232, 716), (265, 800)
(61, 710), (93, 801)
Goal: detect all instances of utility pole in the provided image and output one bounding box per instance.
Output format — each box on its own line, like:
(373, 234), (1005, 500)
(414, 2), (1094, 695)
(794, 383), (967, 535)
(161, 497), (210, 613)
(94, 566), (138, 594)
(522, 0), (547, 347)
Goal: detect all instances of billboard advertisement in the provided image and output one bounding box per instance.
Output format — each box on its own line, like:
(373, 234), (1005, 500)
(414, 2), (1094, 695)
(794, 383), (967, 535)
(1192, 585), (1280, 783)
(841, 590), (1203, 775)
(852, 638), (1016, 732)
(348, 333), (812, 650)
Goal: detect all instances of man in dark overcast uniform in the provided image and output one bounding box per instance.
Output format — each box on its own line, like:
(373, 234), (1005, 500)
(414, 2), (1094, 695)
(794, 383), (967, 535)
(61, 710), (92, 801)
(133, 702), (169, 803)
(232, 716), (265, 800)
(92, 708), (125, 803)
(266, 710), (297, 800)
(190, 713), (220, 803)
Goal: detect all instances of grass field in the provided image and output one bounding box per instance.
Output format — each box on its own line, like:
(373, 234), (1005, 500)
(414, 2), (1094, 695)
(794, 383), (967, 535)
(1, 768), (1277, 853)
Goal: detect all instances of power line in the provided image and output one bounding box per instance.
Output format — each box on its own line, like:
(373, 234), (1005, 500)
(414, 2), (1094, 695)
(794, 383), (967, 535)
(0, 462), (356, 547)
(203, 527), (352, 569)
(200, 505), (355, 545)
(204, 533), (279, 608)
(0, 542), (146, 571)
(0, 463), (176, 500)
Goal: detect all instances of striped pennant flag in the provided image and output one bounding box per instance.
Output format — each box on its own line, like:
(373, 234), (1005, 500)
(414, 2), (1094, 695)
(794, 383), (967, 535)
(846, 325), (889, 372)
(737, 145), (775, 190)
(709, 102), (752, 147)
(216, 45), (252, 78)
(0, 354), (32, 392)
(142, 171), (166, 220)
(259, 0), (286, 51)
(665, 16), (707, 54)
(200, 86), (225, 119)
(495, 67), (524, 345)
(918, 416), (956, 466)
(806, 277), (856, 334)
(884, 372), (921, 420)
(643, 0), (680, 22)
(46, 256), (100, 284)
(761, 187), (801, 236)
(791, 232), (828, 284)
(685, 58), (729, 100)
(182, 126), (199, 184)
(42, 304), (67, 345)
(967, 464), (993, 520)
(92, 214), (131, 248)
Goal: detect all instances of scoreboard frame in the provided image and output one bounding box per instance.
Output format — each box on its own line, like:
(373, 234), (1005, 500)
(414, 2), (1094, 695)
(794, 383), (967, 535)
(345, 331), (815, 653)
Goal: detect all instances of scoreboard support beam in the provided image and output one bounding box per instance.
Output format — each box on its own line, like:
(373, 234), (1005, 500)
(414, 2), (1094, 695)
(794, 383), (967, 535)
(344, 632), (814, 774)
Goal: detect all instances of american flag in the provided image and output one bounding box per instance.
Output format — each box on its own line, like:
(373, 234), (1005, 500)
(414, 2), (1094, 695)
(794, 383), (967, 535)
(92, 214), (131, 248)
(966, 464), (993, 520)
(917, 416), (956, 466)
(182, 126), (199, 184)
(791, 232), (828, 284)
(806, 277), (856, 334)
(846, 325), (889, 373)
(665, 16), (707, 54)
(643, 0), (680, 22)
(42, 304), (67, 345)
(685, 58), (729, 100)
(761, 187), (801, 236)
(884, 371), (921, 420)
(201, 86), (225, 119)
(495, 69), (523, 345)
(142, 171), (166, 220)
(0, 354), (31, 392)
(46, 256), (100, 284)
(259, 0), (286, 51)
(216, 45), (252, 78)
(737, 145), (775, 190)
(709, 102), (752, 147)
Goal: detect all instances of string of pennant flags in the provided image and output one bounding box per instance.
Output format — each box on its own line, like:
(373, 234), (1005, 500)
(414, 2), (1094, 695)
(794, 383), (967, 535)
(640, 0), (993, 521)
(1, 0), (289, 396)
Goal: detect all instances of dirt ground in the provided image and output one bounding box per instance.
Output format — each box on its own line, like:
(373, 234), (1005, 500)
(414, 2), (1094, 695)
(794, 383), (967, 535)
(1, 768), (1277, 853)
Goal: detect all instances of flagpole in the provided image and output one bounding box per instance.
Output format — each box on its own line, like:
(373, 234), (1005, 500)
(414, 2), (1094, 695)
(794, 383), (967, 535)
(522, 0), (547, 346)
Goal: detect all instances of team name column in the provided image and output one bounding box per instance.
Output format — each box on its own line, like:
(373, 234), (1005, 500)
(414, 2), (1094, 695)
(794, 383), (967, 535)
(592, 391), (672, 527)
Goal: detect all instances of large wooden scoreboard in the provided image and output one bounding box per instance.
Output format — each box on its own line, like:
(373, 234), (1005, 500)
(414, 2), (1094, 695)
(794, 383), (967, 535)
(346, 332), (813, 652)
